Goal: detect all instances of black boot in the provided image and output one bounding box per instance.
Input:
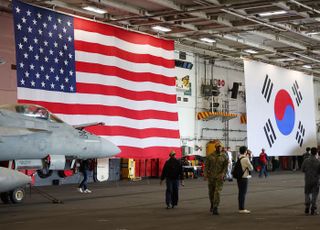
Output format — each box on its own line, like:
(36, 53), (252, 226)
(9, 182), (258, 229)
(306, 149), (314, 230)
(305, 206), (309, 215)
(210, 203), (213, 212)
(212, 207), (219, 215)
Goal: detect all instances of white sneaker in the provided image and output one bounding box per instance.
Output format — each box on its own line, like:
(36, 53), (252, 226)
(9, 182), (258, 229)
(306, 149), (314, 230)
(78, 188), (84, 193)
(84, 189), (92, 193)
(239, 209), (251, 214)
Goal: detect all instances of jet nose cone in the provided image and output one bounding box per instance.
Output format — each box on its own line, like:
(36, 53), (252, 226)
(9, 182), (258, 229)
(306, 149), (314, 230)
(101, 138), (121, 157)
(112, 145), (121, 155)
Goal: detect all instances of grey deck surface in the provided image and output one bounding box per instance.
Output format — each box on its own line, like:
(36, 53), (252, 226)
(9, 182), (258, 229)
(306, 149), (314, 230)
(0, 171), (318, 230)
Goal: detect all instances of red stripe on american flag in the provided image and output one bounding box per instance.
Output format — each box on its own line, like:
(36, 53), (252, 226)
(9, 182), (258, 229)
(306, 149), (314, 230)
(86, 126), (180, 139)
(17, 100), (179, 121)
(116, 146), (182, 159)
(76, 62), (175, 86)
(74, 40), (174, 68)
(74, 18), (174, 51)
(76, 83), (176, 103)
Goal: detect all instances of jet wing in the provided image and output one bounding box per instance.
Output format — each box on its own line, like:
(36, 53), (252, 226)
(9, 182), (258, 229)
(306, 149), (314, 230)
(73, 122), (105, 130)
(0, 127), (52, 136)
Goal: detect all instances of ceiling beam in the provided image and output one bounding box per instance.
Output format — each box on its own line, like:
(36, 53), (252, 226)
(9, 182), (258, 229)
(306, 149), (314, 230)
(214, 34), (276, 53)
(289, 0), (320, 15)
(182, 38), (238, 52)
(148, 0), (233, 27)
(249, 30), (307, 50)
(89, 0), (199, 31)
(43, 1), (108, 19)
(175, 42), (240, 60)
(88, 0), (142, 15)
(273, 1), (310, 18)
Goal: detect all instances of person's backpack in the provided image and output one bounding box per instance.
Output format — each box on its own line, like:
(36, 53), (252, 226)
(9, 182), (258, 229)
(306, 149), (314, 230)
(232, 157), (246, 179)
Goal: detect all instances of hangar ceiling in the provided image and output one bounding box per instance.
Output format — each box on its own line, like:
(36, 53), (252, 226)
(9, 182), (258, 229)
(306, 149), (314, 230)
(1, 0), (320, 77)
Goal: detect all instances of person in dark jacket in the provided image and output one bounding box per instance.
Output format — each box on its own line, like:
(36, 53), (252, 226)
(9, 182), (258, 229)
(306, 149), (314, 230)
(301, 147), (320, 215)
(302, 147), (311, 162)
(160, 150), (184, 209)
(78, 159), (92, 193)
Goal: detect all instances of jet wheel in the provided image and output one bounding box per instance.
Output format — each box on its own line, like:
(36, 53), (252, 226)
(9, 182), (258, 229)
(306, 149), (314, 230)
(0, 192), (11, 204)
(10, 188), (25, 203)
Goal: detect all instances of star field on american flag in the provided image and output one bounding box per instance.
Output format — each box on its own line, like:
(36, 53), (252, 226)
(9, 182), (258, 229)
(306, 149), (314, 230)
(14, 3), (76, 93)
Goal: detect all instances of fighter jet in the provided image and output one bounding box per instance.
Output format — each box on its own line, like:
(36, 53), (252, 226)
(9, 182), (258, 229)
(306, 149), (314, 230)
(0, 103), (121, 203)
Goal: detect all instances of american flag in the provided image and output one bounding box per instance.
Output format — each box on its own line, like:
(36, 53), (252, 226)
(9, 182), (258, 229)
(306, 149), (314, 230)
(13, 0), (181, 159)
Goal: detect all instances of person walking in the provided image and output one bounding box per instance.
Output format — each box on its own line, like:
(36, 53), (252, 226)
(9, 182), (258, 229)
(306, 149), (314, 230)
(78, 159), (92, 193)
(301, 147), (320, 215)
(160, 150), (184, 209)
(225, 147), (233, 182)
(204, 145), (228, 215)
(302, 147), (311, 162)
(259, 148), (269, 178)
(236, 146), (254, 214)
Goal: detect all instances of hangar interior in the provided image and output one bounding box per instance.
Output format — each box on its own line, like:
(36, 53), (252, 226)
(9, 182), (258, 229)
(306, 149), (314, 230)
(1, 0), (320, 186)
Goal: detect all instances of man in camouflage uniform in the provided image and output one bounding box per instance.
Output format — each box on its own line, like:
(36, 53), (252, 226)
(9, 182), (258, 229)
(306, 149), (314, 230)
(204, 145), (228, 215)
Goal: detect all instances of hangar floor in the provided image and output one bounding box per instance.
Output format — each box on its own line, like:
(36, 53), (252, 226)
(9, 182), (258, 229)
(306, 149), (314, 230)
(0, 171), (318, 230)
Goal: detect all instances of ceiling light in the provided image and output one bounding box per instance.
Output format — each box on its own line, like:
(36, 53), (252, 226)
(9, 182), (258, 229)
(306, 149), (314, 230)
(244, 49), (258, 54)
(200, 37), (216, 43)
(302, 65), (312, 69)
(82, 6), (107, 14)
(306, 31), (320, 35)
(152, 26), (171, 32)
(258, 10), (287, 17)
(274, 58), (295, 62)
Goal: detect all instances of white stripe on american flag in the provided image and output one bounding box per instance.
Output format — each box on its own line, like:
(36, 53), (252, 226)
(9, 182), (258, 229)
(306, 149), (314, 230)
(75, 51), (174, 77)
(74, 30), (174, 60)
(101, 136), (181, 148)
(18, 88), (178, 113)
(76, 72), (176, 95)
(57, 115), (180, 130)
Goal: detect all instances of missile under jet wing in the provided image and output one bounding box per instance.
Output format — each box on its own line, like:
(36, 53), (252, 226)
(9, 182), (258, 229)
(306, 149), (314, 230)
(0, 167), (31, 193)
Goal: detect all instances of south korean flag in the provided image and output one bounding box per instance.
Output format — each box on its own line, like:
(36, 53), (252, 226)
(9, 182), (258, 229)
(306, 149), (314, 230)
(244, 60), (317, 156)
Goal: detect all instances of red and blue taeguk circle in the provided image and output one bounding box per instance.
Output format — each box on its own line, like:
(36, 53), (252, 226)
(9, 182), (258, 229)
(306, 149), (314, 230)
(274, 90), (295, 136)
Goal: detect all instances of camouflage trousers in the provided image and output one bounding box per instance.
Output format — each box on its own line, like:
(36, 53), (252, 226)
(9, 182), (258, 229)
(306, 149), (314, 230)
(208, 178), (224, 208)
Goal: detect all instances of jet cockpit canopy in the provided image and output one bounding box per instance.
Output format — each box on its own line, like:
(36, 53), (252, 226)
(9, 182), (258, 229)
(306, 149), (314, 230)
(0, 104), (63, 123)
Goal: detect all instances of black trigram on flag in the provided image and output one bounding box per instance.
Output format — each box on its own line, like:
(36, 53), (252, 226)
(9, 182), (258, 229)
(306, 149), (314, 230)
(263, 118), (277, 147)
(295, 121), (305, 147)
(261, 74), (273, 103)
(292, 80), (303, 107)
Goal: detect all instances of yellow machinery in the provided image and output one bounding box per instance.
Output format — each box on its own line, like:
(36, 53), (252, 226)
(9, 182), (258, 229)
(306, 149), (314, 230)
(121, 158), (135, 179)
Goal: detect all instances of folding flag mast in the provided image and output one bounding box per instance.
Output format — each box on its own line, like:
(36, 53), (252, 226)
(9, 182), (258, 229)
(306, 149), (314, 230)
(12, 0), (181, 159)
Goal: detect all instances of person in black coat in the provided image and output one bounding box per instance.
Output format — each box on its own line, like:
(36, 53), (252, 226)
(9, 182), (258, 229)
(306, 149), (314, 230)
(301, 147), (320, 215)
(160, 150), (184, 209)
